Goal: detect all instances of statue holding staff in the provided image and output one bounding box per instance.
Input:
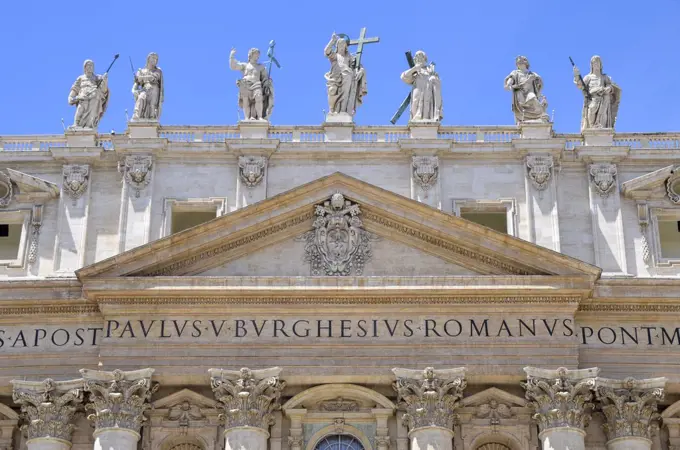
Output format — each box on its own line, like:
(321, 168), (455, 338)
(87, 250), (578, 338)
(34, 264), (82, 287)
(504, 55), (549, 124)
(400, 50), (442, 122)
(572, 55), (621, 131)
(68, 59), (111, 129)
(324, 33), (367, 117)
(230, 47), (274, 120)
(132, 52), (164, 121)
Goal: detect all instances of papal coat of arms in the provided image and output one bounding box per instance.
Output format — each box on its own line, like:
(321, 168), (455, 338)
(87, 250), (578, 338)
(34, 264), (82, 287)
(238, 155), (266, 188)
(62, 164), (90, 200)
(412, 156), (439, 190)
(526, 155), (553, 191)
(122, 155), (153, 197)
(589, 163), (617, 198)
(301, 193), (377, 276)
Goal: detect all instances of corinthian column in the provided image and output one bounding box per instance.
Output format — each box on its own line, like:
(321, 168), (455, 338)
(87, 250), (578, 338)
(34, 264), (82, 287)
(80, 368), (157, 450)
(11, 378), (83, 450)
(522, 367), (599, 450)
(209, 367), (285, 450)
(596, 377), (666, 450)
(392, 367), (467, 450)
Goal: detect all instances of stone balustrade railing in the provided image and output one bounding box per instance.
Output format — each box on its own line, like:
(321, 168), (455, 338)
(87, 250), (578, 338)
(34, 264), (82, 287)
(3, 128), (680, 152)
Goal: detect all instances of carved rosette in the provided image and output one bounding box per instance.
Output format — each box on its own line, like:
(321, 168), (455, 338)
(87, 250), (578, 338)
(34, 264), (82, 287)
(667, 168), (680, 204)
(62, 164), (90, 200)
(238, 155), (266, 188)
(412, 156), (439, 191)
(392, 367), (467, 431)
(122, 155), (153, 197)
(596, 377), (665, 441)
(589, 163), (618, 198)
(525, 155), (553, 191)
(0, 172), (13, 208)
(301, 193), (378, 276)
(81, 368), (158, 435)
(11, 378), (83, 442)
(522, 367), (598, 433)
(209, 367), (285, 430)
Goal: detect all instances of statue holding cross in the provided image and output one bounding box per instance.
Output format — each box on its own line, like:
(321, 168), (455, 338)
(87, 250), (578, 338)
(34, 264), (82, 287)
(324, 27), (379, 119)
(399, 50), (443, 123)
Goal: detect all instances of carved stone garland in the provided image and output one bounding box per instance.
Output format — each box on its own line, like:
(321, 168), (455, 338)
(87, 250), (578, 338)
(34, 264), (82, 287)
(522, 367), (596, 433)
(81, 368), (158, 434)
(238, 155), (266, 188)
(392, 367), (467, 430)
(209, 367), (285, 430)
(11, 378), (83, 442)
(62, 164), (90, 200)
(121, 155), (153, 198)
(667, 168), (680, 204)
(301, 193), (378, 276)
(0, 172), (13, 208)
(596, 377), (665, 441)
(412, 156), (439, 191)
(589, 163), (618, 198)
(27, 205), (43, 264)
(525, 155), (553, 191)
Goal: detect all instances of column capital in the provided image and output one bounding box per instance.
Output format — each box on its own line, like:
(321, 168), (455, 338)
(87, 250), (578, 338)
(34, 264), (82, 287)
(392, 367), (467, 431)
(522, 366), (599, 433)
(209, 367), (285, 430)
(80, 368), (157, 436)
(596, 377), (666, 441)
(11, 378), (83, 443)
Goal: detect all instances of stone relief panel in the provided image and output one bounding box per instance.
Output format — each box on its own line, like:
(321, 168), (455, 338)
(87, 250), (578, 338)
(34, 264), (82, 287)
(412, 156), (439, 191)
(525, 155), (553, 191)
(62, 164), (90, 200)
(238, 156), (266, 188)
(589, 163), (618, 198)
(120, 155), (154, 197)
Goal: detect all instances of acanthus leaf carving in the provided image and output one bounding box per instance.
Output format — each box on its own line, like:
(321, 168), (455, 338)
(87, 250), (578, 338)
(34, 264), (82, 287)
(522, 367), (597, 433)
(412, 156), (439, 191)
(301, 193), (378, 276)
(238, 155), (266, 188)
(596, 377), (665, 441)
(209, 367), (285, 430)
(525, 155), (553, 191)
(392, 367), (467, 431)
(589, 163), (618, 198)
(62, 164), (90, 200)
(11, 377), (83, 442)
(81, 368), (158, 435)
(121, 155), (153, 198)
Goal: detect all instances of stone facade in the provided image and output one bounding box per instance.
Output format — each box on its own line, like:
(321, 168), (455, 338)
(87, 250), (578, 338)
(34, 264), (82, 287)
(0, 121), (679, 450)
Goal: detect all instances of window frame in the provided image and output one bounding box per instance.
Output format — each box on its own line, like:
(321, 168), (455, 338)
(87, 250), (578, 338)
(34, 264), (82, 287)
(649, 206), (680, 268)
(0, 209), (31, 268)
(451, 198), (518, 237)
(162, 198), (227, 238)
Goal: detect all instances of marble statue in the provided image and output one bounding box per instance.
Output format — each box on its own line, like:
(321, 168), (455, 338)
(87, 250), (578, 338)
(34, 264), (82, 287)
(573, 55), (621, 131)
(68, 60), (109, 130)
(504, 56), (549, 124)
(400, 51), (442, 122)
(230, 48), (274, 120)
(132, 52), (164, 121)
(324, 33), (367, 117)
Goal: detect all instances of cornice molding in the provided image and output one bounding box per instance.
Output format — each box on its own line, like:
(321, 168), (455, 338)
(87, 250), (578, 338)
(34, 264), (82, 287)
(0, 304), (99, 316)
(579, 303), (680, 313)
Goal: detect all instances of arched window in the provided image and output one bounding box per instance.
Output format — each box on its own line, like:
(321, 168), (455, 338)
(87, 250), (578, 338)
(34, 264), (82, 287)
(315, 435), (365, 450)
(476, 444), (511, 450)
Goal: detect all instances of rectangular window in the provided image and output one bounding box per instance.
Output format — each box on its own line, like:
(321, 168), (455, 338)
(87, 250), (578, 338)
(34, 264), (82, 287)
(0, 224), (8, 237)
(0, 210), (31, 267)
(460, 211), (508, 234)
(451, 198), (517, 237)
(162, 198), (227, 237)
(659, 219), (680, 259)
(0, 224), (22, 260)
(171, 210), (220, 234)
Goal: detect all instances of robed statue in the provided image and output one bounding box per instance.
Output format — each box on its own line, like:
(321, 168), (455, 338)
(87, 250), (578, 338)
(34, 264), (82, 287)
(68, 60), (109, 129)
(400, 50), (443, 122)
(132, 52), (164, 121)
(324, 33), (367, 117)
(573, 55), (621, 131)
(504, 56), (549, 124)
(230, 48), (274, 120)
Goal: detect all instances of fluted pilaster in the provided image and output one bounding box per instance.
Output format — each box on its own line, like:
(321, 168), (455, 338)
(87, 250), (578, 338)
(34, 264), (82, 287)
(11, 378), (83, 447)
(597, 377), (666, 450)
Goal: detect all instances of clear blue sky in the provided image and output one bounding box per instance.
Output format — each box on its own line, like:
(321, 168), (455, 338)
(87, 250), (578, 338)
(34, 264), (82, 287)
(2, 0), (679, 135)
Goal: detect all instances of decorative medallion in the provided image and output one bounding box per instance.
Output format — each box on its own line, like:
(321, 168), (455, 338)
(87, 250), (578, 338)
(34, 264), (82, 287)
(0, 172), (13, 208)
(238, 155), (266, 188)
(320, 397), (360, 412)
(525, 155), (553, 191)
(412, 156), (439, 190)
(62, 164), (90, 200)
(475, 399), (513, 425)
(167, 400), (204, 428)
(301, 193), (378, 276)
(589, 163), (617, 198)
(666, 168), (680, 204)
(122, 155), (153, 198)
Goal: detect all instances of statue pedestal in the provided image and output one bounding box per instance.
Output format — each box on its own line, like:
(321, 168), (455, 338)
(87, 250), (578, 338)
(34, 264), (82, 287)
(128, 120), (159, 139)
(65, 129), (97, 147)
(583, 128), (614, 146)
(239, 120), (270, 139)
(408, 121), (440, 139)
(520, 122), (552, 139)
(323, 113), (354, 142)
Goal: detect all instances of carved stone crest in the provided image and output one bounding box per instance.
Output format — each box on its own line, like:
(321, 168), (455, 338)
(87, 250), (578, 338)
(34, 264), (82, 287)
(319, 397), (359, 412)
(238, 155), (266, 188)
(525, 155), (553, 191)
(121, 155), (153, 197)
(167, 400), (204, 428)
(590, 163), (617, 198)
(0, 173), (13, 208)
(412, 156), (439, 190)
(62, 164), (90, 200)
(475, 399), (513, 425)
(301, 193), (377, 276)
(666, 168), (680, 204)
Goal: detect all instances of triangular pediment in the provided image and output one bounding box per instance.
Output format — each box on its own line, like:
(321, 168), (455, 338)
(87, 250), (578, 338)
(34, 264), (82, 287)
(77, 173), (600, 298)
(460, 387), (526, 408)
(622, 165), (679, 201)
(152, 388), (219, 409)
(6, 168), (60, 200)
